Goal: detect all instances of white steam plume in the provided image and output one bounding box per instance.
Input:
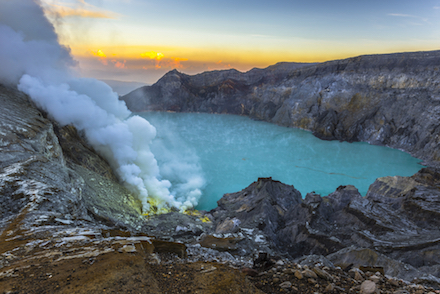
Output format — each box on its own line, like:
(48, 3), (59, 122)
(0, 0), (204, 213)
(148, 119), (205, 209)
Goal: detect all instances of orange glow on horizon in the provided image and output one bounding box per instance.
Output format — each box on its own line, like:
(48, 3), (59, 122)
(72, 44), (337, 68)
(139, 51), (188, 69)
(90, 49), (108, 65)
(140, 51), (165, 61)
(89, 49), (127, 69)
(112, 59), (126, 69)
(72, 43), (435, 82)
(42, 1), (117, 19)
(92, 49), (107, 58)
(78, 45), (338, 74)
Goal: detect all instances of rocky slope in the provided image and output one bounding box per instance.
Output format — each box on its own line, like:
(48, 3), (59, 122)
(122, 50), (440, 167)
(208, 175), (440, 287)
(2, 48), (440, 293)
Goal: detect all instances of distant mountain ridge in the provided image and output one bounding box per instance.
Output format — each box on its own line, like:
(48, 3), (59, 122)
(122, 50), (440, 166)
(122, 61), (315, 112)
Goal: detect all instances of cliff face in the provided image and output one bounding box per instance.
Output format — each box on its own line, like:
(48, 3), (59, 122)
(210, 174), (440, 286)
(0, 83), (146, 235)
(122, 50), (440, 166)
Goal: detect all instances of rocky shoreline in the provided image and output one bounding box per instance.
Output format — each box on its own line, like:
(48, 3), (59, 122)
(1, 51), (440, 293)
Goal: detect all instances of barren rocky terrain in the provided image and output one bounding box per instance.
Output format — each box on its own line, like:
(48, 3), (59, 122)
(2, 51), (440, 293)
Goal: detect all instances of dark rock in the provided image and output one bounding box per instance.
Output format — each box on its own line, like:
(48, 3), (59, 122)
(360, 266), (385, 276)
(253, 252), (275, 270)
(295, 255), (335, 269)
(302, 269), (318, 279)
(313, 267), (334, 281)
(210, 177), (302, 255)
(215, 217), (241, 234)
(210, 172), (440, 287)
(241, 267), (259, 276)
(198, 234), (243, 251)
(53, 124), (119, 182)
(140, 211), (213, 242)
(150, 239), (187, 258)
(327, 247), (440, 288)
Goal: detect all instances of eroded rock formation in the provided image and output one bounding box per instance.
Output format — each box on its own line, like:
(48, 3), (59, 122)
(207, 175), (440, 287)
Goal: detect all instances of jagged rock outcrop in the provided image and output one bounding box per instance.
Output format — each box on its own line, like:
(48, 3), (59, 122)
(122, 50), (440, 166)
(209, 174), (440, 286)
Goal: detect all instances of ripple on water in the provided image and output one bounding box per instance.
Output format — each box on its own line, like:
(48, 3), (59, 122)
(138, 112), (424, 211)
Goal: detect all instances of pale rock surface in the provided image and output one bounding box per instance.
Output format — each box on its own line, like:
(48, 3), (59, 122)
(360, 280), (378, 294)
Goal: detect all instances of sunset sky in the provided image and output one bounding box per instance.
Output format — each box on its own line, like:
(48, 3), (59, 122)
(40, 0), (440, 84)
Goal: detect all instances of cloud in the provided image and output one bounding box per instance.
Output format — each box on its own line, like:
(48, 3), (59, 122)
(164, 57), (189, 69)
(140, 51), (188, 69)
(388, 13), (418, 18)
(140, 51), (165, 61)
(76, 55), (248, 84)
(208, 60), (231, 71)
(111, 59), (126, 69)
(42, 0), (118, 19)
(90, 49), (128, 69)
(91, 49), (107, 58)
(91, 49), (108, 65)
(387, 13), (428, 25)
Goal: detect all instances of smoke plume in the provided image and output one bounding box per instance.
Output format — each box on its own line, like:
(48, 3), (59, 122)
(0, 0), (204, 213)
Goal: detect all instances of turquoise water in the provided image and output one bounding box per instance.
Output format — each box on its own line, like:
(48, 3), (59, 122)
(138, 112), (424, 211)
